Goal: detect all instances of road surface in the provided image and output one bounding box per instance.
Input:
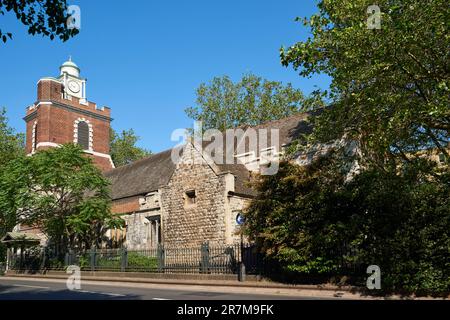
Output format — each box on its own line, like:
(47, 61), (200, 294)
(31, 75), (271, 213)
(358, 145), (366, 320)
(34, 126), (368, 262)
(0, 277), (337, 300)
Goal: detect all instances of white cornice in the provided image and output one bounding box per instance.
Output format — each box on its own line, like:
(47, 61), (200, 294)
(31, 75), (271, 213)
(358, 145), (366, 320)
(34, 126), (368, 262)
(36, 142), (60, 149)
(28, 142), (115, 169)
(37, 78), (62, 85)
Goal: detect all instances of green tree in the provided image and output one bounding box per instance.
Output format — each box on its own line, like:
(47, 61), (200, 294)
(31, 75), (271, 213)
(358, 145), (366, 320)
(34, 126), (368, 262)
(185, 73), (307, 131)
(0, 0), (79, 43)
(0, 144), (123, 253)
(110, 128), (152, 167)
(0, 107), (24, 167)
(0, 107), (24, 263)
(244, 0), (450, 295)
(280, 0), (449, 169)
(245, 158), (450, 295)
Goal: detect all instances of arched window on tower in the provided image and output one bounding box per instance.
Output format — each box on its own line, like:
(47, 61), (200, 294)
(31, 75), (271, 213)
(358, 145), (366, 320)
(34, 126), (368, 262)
(77, 121), (90, 150)
(32, 121), (38, 153)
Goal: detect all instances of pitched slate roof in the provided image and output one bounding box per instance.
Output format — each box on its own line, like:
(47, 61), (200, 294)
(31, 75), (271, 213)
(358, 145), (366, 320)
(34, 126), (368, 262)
(235, 111), (315, 154)
(106, 111), (316, 200)
(105, 149), (176, 200)
(1, 232), (42, 244)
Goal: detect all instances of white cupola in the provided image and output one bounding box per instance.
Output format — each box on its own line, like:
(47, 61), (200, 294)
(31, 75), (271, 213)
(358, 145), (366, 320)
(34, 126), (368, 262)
(58, 56), (87, 102)
(59, 56), (80, 78)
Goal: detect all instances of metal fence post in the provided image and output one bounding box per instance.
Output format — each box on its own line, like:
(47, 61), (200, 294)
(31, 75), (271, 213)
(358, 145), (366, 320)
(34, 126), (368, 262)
(238, 242), (246, 282)
(40, 246), (47, 271)
(5, 247), (11, 272)
(157, 244), (164, 272)
(201, 242), (210, 274)
(121, 248), (128, 272)
(19, 246), (24, 271)
(90, 246), (96, 272)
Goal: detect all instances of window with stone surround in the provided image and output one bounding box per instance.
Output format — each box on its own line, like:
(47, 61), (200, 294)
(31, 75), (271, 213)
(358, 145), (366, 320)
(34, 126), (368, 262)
(77, 121), (89, 150)
(74, 118), (93, 151)
(184, 189), (197, 206)
(32, 121), (38, 153)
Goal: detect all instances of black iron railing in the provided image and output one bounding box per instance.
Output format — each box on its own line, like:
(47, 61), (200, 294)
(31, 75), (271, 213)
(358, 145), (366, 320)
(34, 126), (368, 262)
(7, 242), (268, 275)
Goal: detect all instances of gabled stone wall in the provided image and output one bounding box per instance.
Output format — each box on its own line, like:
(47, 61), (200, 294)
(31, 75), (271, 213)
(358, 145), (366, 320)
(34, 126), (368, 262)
(161, 143), (230, 247)
(109, 143), (253, 249)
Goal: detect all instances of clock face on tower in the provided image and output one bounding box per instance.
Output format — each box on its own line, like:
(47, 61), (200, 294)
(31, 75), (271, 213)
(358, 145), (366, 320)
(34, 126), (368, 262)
(68, 80), (80, 93)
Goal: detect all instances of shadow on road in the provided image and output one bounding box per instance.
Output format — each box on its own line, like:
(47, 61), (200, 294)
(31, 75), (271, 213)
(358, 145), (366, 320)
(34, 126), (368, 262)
(0, 284), (139, 300)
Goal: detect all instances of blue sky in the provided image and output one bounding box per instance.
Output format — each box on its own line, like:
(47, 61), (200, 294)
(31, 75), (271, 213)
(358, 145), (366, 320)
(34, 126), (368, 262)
(0, 0), (329, 153)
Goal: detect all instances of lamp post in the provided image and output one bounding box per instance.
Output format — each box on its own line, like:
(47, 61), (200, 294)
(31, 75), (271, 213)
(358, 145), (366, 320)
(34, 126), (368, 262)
(236, 213), (246, 282)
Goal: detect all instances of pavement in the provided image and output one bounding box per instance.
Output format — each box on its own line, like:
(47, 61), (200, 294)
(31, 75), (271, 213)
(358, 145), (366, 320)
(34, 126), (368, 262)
(1, 275), (447, 300)
(3, 270), (357, 290)
(0, 277), (355, 300)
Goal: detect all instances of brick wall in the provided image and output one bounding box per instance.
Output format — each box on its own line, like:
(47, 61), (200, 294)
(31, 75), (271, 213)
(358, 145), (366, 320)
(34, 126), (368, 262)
(33, 80), (111, 118)
(111, 196), (140, 214)
(90, 154), (114, 173)
(25, 79), (113, 171)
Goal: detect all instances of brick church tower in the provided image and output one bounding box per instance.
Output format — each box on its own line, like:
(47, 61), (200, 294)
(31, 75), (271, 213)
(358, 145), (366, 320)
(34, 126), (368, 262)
(23, 58), (115, 172)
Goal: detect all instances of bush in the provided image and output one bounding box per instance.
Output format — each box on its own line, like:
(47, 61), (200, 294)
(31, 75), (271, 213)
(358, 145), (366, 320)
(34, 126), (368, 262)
(127, 252), (158, 270)
(0, 243), (6, 264)
(92, 251), (158, 271)
(78, 255), (90, 269)
(47, 258), (65, 270)
(245, 160), (450, 296)
(96, 255), (121, 269)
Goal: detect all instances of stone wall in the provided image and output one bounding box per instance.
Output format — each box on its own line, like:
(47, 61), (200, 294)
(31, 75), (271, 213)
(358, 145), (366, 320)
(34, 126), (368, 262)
(109, 143), (253, 249)
(228, 195), (252, 243)
(161, 143), (230, 247)
(111, 192), (163, 250)
(123, 210), (161, 250)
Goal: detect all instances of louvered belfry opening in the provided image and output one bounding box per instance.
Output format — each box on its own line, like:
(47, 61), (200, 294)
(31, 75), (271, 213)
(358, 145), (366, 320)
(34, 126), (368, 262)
(33, 123), (38, 151)
(77, 121), (90, 150)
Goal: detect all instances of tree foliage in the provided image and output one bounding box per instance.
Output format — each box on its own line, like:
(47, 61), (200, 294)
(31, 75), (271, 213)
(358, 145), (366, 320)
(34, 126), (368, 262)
(185, 73), (307, 131)
(244, 0), (449, 295)
(280, 0), (449, 169)
(0, 107), (24, 167)
(0, 144), (123, 251)
(245, 159), (450, 295)
(110, 128), (152, 167)
(0, 107), (24, 262)
(0, 0), (79, 43)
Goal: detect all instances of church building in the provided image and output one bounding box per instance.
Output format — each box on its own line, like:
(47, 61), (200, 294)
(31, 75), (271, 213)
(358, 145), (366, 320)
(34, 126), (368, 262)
(23, 59), (316, 249)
